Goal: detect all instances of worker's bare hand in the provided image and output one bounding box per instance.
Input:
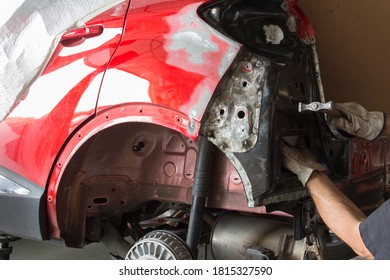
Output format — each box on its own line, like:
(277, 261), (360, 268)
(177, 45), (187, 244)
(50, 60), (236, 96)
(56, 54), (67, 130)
(329, 102), (385, 141)
(281, 142), (326, 186)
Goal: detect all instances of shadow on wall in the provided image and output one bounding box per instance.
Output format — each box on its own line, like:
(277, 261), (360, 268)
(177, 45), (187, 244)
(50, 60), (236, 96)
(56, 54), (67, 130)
(299, 0), (390, 112)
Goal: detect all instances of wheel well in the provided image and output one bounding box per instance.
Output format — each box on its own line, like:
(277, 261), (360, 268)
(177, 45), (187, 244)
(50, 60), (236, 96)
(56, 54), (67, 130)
(56, 122), (198, 247)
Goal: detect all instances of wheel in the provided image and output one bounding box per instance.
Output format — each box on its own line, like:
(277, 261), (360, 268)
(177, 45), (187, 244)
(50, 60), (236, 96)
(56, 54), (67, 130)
(126, 230), (193, 260)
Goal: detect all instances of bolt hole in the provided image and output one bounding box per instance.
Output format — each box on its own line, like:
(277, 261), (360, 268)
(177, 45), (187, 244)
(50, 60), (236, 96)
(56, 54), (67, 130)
(120, 201), (125, 206)
(93, 197), (108, 205)
(329, 149), (333, 156)
(237, 111), (246, 119)
(105, 115), (109, 120)
(242, 81), (248, 87)
(220, 108), (225, 115)
(111, 188), (116, 192)
(176, 117), (181, 123)
(139, 109), (143, 114)
(87, 205), (92, 209)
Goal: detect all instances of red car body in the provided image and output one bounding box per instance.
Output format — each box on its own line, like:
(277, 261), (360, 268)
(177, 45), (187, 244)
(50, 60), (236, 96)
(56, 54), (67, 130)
(0, 0), (388, 260)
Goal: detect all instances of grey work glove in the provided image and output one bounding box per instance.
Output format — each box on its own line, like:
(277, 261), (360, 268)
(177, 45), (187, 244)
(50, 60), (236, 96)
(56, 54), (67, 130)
(329, 102), (385, 141)
(281, 142), (327, 186)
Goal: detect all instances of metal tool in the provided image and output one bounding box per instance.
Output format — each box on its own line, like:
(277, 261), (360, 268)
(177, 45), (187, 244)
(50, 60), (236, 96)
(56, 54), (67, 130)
(298, 101), (341, 117)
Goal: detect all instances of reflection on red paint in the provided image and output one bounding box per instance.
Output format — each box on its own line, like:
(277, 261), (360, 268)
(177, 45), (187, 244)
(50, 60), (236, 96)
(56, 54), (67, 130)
(97, 0), (239, 122)
(0, 2), (128, 186)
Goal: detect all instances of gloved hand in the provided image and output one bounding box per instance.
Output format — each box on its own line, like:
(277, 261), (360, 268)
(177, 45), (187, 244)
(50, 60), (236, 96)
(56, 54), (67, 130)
(281, 142), (327, 186)
(329, 102), (385, 141)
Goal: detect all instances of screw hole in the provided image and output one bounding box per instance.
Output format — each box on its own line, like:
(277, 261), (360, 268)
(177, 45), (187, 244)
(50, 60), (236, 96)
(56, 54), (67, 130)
(237, 111), (245, 119)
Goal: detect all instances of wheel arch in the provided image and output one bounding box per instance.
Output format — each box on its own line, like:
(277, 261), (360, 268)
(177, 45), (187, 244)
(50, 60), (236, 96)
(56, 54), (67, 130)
(46, 103), (200, 241)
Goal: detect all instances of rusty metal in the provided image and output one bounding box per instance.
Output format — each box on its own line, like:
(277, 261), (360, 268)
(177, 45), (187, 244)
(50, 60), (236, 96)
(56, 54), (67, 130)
(202, 55), (265, 153)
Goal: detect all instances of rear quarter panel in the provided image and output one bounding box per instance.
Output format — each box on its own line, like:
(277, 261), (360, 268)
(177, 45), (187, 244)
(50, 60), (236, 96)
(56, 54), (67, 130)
(0, 1), (128, 187)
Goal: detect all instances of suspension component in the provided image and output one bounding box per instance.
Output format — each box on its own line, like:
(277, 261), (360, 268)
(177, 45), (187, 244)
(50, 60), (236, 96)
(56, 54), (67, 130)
(186, 136), (216, 256)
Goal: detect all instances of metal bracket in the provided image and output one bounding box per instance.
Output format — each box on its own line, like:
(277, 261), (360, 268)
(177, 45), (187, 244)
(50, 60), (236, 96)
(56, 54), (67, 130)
(202, 54), (265, 153)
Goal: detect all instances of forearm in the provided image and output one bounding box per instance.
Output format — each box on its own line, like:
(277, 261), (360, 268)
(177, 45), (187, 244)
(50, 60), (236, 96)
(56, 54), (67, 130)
(306, 171), (373, 259)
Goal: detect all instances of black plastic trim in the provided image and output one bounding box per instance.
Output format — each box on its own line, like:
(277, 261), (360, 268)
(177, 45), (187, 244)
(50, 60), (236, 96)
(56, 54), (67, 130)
(0, 166), (47, 240)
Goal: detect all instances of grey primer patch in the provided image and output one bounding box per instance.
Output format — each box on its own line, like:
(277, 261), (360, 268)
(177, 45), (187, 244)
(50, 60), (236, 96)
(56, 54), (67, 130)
(165, 4), (218, 67)
(187, 85), (213, 123)
(164, 3), (240, 76)
(170, 31), (217, 64)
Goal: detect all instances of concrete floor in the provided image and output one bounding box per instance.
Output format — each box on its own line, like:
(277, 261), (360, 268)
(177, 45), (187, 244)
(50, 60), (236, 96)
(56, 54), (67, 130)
(8, 238), (363, 260)
(9, 239), (111, 260)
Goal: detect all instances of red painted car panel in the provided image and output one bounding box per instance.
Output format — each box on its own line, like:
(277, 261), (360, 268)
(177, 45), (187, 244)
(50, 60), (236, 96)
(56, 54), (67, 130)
(46, 0), (241, 239)
(1, 0), (388, 260)
(0, 2), (128, 187)
(97, 0), (240, 134)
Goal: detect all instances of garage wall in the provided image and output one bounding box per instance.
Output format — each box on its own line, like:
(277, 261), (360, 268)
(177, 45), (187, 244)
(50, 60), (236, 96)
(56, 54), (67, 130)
(299, 0), (390, 112)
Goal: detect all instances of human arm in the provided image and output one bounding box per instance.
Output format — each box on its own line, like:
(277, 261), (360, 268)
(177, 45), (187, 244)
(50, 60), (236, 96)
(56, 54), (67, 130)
(306, 171), (373, 259)
(281, 143), (374, 259)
